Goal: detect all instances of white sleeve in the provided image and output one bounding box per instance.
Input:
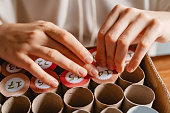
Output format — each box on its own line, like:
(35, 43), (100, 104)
(148, 0), (170, 56)
(0, 0), (17, 24)
(150, 0), (170, 11)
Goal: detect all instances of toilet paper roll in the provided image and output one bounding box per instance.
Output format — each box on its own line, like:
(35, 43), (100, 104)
(122, 84), (155, 112)
(117, 66), (145, 90)
(94, 83), (124, 113)
(91, 66), (119, 91)
(1, 95), (31, 113)
(1, 62), (25, 76)
(32, 92), (63, 113)
(72, 110), (90, 113)
(101, 107), (123, 113)
(30, 70), (61, 97)
(60, 70), (90, 94)
(0, 73), (30, 97)
(64, 87), (94, 113)
(127, 106), (159, 113)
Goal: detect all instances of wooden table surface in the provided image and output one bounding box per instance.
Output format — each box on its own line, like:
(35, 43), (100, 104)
(152, 55), (170, 93)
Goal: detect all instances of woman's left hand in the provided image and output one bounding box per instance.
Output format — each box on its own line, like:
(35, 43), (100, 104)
(96, 4), (170, 73)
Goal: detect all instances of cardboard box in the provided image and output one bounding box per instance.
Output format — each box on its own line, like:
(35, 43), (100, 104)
(140, 54), (170, 113)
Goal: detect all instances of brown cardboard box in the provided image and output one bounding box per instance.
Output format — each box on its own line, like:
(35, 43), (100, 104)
(139, 54), (170, 113)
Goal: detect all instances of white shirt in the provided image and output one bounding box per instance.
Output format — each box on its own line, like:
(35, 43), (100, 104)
(0, 0), (170, 56)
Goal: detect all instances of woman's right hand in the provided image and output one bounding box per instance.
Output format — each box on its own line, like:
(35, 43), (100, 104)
(0, 20), (98, 87)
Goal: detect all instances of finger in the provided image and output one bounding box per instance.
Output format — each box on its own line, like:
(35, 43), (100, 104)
(16, 54), (59, 87)
(45, 39), (98, 77)
(106, 8), (137, 72)
(39, 21), (93, 64)
(30, 46), (88, 77)
(114, 13), (150, 72)
(96, 5), (125, 67)
(127, 19), (161, 72)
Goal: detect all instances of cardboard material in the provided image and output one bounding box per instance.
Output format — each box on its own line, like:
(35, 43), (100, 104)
(91, 66), (119, 91)
(87, 47), (170, 113)
(1, 62), (25, 76)
(127, 106), (159, 113)
(60, 71), (90, 94)
(64, 87), (94, 113)
(101, 107), (123, 113)
(30, 70), (61, 97)
(94, 83), (124, 113)
(32, 92), (63, 113)
(72, 110), (90, 113)
(0, 73), (30, 97)
(117, 66), (145, 90)
(122, 84), (155, 112)
(1, 95), (31, 113)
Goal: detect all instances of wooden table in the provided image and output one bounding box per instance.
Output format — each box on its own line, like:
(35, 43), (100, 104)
(152, 55), (170, 93)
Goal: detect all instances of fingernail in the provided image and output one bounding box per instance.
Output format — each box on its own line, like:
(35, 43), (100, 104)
(85, 55), (93, 64)
(78, 68), (87, 77)
(51, 80), (59, 87)
(91, 68), (98, 76)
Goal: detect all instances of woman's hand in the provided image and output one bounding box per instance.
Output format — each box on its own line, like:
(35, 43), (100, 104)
(0, 21), (98, 87)
(96, 4), (170, 73)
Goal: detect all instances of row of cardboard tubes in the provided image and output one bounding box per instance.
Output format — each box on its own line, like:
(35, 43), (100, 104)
(0, 82), (158, 113)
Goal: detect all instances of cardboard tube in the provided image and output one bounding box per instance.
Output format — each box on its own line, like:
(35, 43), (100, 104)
(122, 84), (155, 112)
(1, 95), (31, 113)
(64, 87), (94, 113)
(30, 70), (61, 97)
(89, 47), (135, 90)
(32, 92), (64, 113)
(0, 73), (30, 97)
(127, 106), (159, 113)
(60, 70), (90, 94)
(94, 83), (124, 113)
(101, 107), (123, 113)
(117, 66), (145, 90)
(72, 110), (90, 113)
(91, 66), (119, 91)
(0, 93), (5, 105)
(1, 62), (26, 76)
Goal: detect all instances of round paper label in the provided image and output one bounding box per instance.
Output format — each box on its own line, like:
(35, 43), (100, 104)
(65, 72), (84, 83)
(35, 58), (52, 69)
(5, 77), (25, 92)
(126, 50), (134, 61)
(35, 79), (50, 89)
(96, 66), (113, 80)
(6, 64), (22, 73)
